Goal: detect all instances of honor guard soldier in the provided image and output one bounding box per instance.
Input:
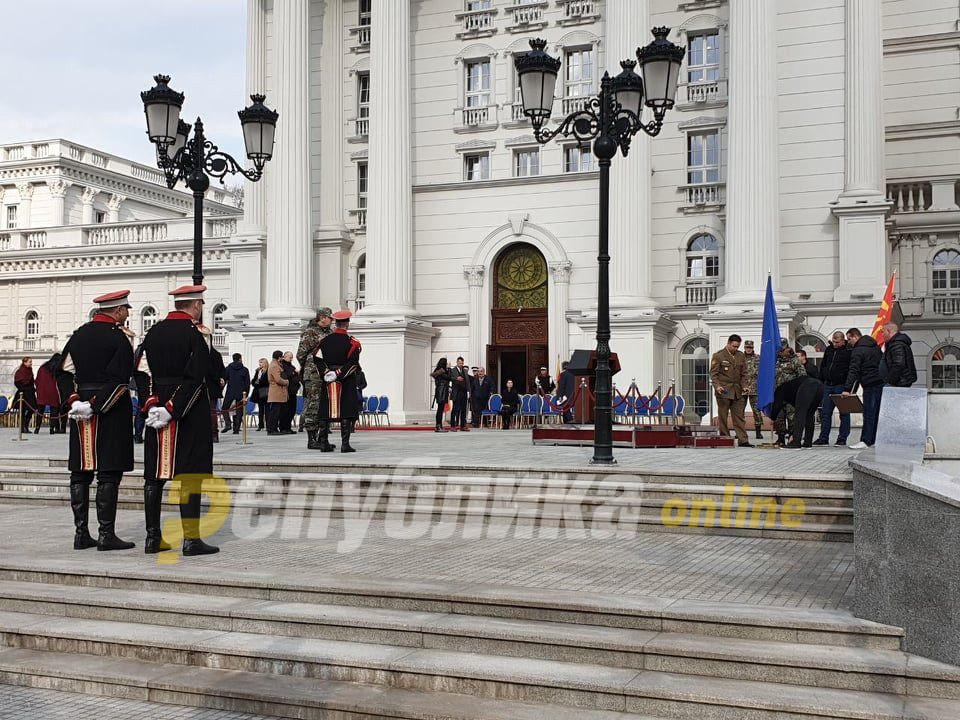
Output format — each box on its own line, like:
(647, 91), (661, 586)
(140, 285), (219, 556)
(296, 307), (334, 449)
(61, 290), (137, 551)
(315, 309), (362, 453)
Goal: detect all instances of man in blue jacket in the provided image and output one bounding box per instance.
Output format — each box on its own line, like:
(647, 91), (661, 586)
(842, 328), (884, 449)
(221, 353), (251, 435)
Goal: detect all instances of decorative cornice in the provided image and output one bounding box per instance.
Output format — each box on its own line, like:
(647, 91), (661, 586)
(884, 31), (960, 55)
(415, 169), (598, 193)
(350, 149), (369, 160)
(678, 115), (727, 130)
(886, 120), (960, 141)
(504, 134), (538, 147)
(454, 138), (497, 152)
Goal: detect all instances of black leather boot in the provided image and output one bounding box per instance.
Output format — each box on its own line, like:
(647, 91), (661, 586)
(143, 482), (172, 554)
(317, 422), (335, 452)
(70, 479), (97, 550)
(180, 481), (219, 556)
(755, 426), (763, 440)
(341, 422), (356, 453)
(95, 481), (135, 551)
(307, 428), (323, 450)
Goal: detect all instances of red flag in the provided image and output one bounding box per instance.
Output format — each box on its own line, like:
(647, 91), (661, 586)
(870, 272), (896, 346)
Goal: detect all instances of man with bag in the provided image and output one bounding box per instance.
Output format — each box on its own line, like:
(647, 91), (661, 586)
(315, 310), (363, 453)
(296, 307), (334, 449)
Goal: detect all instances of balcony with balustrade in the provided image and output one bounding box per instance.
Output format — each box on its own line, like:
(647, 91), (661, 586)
(348, 208), (367, 233)
(506, 0), (548, 32)
(349, 23), (371, 52)
(677, 79), (728, 110)
(679, 182), (726, 213)
(454, 104), (499, 133)
(674, 282), (720, 306)
(350, 117), (370, 143)
(556, 0), (601, 26)
(455, 7), (498, 39)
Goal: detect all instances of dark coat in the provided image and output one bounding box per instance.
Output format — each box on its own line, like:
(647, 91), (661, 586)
(61, 317), (135, 473)
(207, 346), (225, 400)
(557, 370), (576, 401)
(472, 375), (494, 404)
(844, 335), (884, 391)
(316, 329), (362, 420)
(450, 365), (471, 397)
(251, 367), (270, 403)
(281, 360), (300, 399)
(500, 389), (520, 414)
(222, 360), (251, 402)
(882, 332), (918, 387)
(819, 343), (851, 386)
(432, 367), (451, 408)
(141, 313), (214, 481)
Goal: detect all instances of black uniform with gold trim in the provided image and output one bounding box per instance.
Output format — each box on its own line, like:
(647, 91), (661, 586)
(316, 321), (362, 452)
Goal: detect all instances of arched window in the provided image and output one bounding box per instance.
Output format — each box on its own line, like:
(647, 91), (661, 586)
(685, 233), (719, 280)
(931, 344), (960, 390)
(795, 334), (826, 375)
(24, 311), (40, 338)
(356, 255), (366, 310)
(679, 337), (711, 422)
(211, 303), (228, 350)
(141, 306), (158, 334)
(932, 249), (960, 292)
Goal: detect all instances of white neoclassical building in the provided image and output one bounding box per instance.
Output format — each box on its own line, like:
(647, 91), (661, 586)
(227, 0), (960, 423)
(0, 139), (241, 395)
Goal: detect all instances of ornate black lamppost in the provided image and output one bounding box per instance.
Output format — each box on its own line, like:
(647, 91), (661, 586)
(140, 74), (278, 285)
(515, 29), (684, 464)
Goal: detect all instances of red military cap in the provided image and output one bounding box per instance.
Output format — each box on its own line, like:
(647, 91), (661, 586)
(168, 284), (207, 302)
(332, 309), (352, 320)
(92, 289), (132, 309)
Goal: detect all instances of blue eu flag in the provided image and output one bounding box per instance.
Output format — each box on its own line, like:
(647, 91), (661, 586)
(758, 276), (781, 416)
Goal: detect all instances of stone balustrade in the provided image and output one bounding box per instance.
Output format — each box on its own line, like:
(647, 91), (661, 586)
(456, 8), (497, 37)
(887, 177), (959, 213)
(349, 23), (371, 51)
(682, 181), (726, 209)
(676, 282), (719, 306)
(506, 0), (548, 30)
(558, 0), (600, 24)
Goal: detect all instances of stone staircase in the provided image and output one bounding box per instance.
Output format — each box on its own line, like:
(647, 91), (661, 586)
(0, 455), (853, 541)
(0, 559), (958, 718)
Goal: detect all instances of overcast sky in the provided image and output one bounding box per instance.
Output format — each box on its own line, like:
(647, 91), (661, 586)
(0, 0), (247, 167)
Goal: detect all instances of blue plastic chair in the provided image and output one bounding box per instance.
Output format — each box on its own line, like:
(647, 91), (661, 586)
(613, 395), (628, 420)
(364, 395), (379, 426)
(296, 395), (305, 415)
(527, 394), (542, 425)
(0, 396), (8, 427)
(376, 395), (390, 426)
(482, 394), (502, 428)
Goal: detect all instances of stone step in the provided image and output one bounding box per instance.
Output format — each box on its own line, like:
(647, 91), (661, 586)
(0, 613), (956, 719)
(0, 557), (901, 649)
(0, 490), (852, 540)
(0, 581), (955, 698)
(0, 647), (656, 720)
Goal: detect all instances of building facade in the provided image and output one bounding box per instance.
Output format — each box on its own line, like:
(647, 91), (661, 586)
(0, 139), (241, 395)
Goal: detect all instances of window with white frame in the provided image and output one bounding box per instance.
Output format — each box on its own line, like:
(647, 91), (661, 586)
(359, 0), (371, 25)
(687, 31), (720, 84)
(932, 249), (960, 292)
(564, 48), (594, 101)
(356, 72), (370, 130)
(95, 210), (106, 224)
(5, 205), (17, 229)
(25, 310), (40, 338)
(464, 152), (490, 181)
(141, 306), (158, 334)
(679, 337), (711, 421)
(564, 145), (594, 172)
(513, 148), (539, 177)
(212, 304), (227, 331)
(685, 233), (720, 280)
(357, 162), (368, 210)
(466, 0), (491, 9)
(931, 344), (960, 389)
(465, 59), (492, 108)
(356, 255), (367, 310)
(687, 131), (720, 185)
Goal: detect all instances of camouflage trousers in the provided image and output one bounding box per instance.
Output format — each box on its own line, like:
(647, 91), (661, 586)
(301, 381), (323, 432)
(747, 395), (763, 429)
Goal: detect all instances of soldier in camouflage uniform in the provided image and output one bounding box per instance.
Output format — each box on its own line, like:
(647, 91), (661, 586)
(742, 340), (763, 441)
(296, 307), (334, 449)
(773, 343), (807, 445)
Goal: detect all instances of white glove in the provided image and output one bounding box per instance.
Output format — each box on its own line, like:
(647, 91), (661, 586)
(145, 406), (173, 429)
(323, 370), (337, 382)
(68, 400), (94, 421)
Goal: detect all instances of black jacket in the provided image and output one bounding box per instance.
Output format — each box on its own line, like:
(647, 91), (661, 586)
(883, 332), (917, 387)
(844, 336), (884, 391)
(557, 370), (576, 400)
(222, 360), (251, 401)
(472, 375), (494, 403)
(819, 343), (851, 386)
(432, 368), (451, 407)
(251, 367), (270, 401)
(281, 360), (300, 398)
(450, 366), (471, 396)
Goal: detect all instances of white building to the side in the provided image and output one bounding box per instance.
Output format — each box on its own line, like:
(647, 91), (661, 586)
(3, 0), (959, 425)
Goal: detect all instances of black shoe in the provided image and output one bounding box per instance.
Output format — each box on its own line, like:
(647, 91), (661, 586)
(802, 442), (813, 448)
(435, 427), (448, 433)
(755, 429), (763, 440)
(812, 438), (829, 446)
(280, 429), (295, 435)
(256, 427), (263, 432)
(835, 438), (847, 446)
(267, 431), (280, 436)
(786, 441), (802, 449)
(98, 533), (136, 551)
(739, 441), (753, 448)
(307, 430), (324, 450)
(182, 538), (219, 556)
(74, 531), (97, 550)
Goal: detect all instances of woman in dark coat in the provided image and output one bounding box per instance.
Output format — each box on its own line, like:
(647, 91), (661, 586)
(500, 379), (520, 430)
(13, 357), (40, 433)
(35, 353), (65, 434)
(250, 358), (270, 430)
(431, 358), (451, 432)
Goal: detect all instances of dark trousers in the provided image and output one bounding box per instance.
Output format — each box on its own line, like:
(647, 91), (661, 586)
(861, 385), (883, 446)
(451, 392), (468, 428)
(435, 403), (445, 428)
(500, 407), (518, 429)
(134, 414), (145, 440)
(817, 383), (850, 442)
(221, 394), (243, 433)
(254, 399), (266, 429)
(281, 394), (297, 431)
(793, 379), (824, 446)
(266, 402), (284, 433)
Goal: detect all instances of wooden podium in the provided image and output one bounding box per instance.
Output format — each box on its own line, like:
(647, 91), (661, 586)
(566, 349), (621, 424)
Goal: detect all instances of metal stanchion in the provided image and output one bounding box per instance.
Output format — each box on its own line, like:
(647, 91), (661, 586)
(12, 400), (27, 442)
(236, 392), (252, 446)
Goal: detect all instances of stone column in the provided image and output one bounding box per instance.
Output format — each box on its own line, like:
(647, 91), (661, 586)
(314, 0), (352, 310)
(832, 0), (892, 301)
(548, 261), (572, 368)
(80, 188), (97, 225)
(15, 183), (33, 229)
(465, 265), (485, 366)
(259, 0), (314, 321)
(361, 0), (416, 316)
(715, 1), (780, 307)
(106, 193), (125, 223)
(240, 0), (267, 239)
(606, 0), (654, 309)
(47, 179), (70, 225)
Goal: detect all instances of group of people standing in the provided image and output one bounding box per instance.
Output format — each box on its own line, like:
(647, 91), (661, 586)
(711, 324), (917, 449)
(12, 354), (73, 434)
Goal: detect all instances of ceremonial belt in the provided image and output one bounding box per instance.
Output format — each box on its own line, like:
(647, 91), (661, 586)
(77, 383), (106, 393)
(153, 376), (186, 385)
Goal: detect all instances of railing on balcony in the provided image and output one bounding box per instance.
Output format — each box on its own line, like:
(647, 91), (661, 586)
(86, 221), (168, 245)
(213, 330), (229, 350)
(31, 143), (50, 158)
(684, 284), (718, 305)
(0, 234), (10, 251)
(131, 165), (165, 184)
(355, 117), (369, 137)
(683, 182), (726, 208)
(507, 0), (547, 29)
(887, 181), (932, 213)
(933, 295), (960, 316)
(561, 96), (590, 115)
(686, 81), (721, 104)
(457, 8), (497, 36)
(3, 335), (58, 354)
(558, 0), (600, 24)
(208, 218), (237, 238)
(349, 208), (368, 229)
(24, 231), (47, 249)
(4, 146), (25, 161)
(462, 105), (494, 127)
(349, 24), (371, 50)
